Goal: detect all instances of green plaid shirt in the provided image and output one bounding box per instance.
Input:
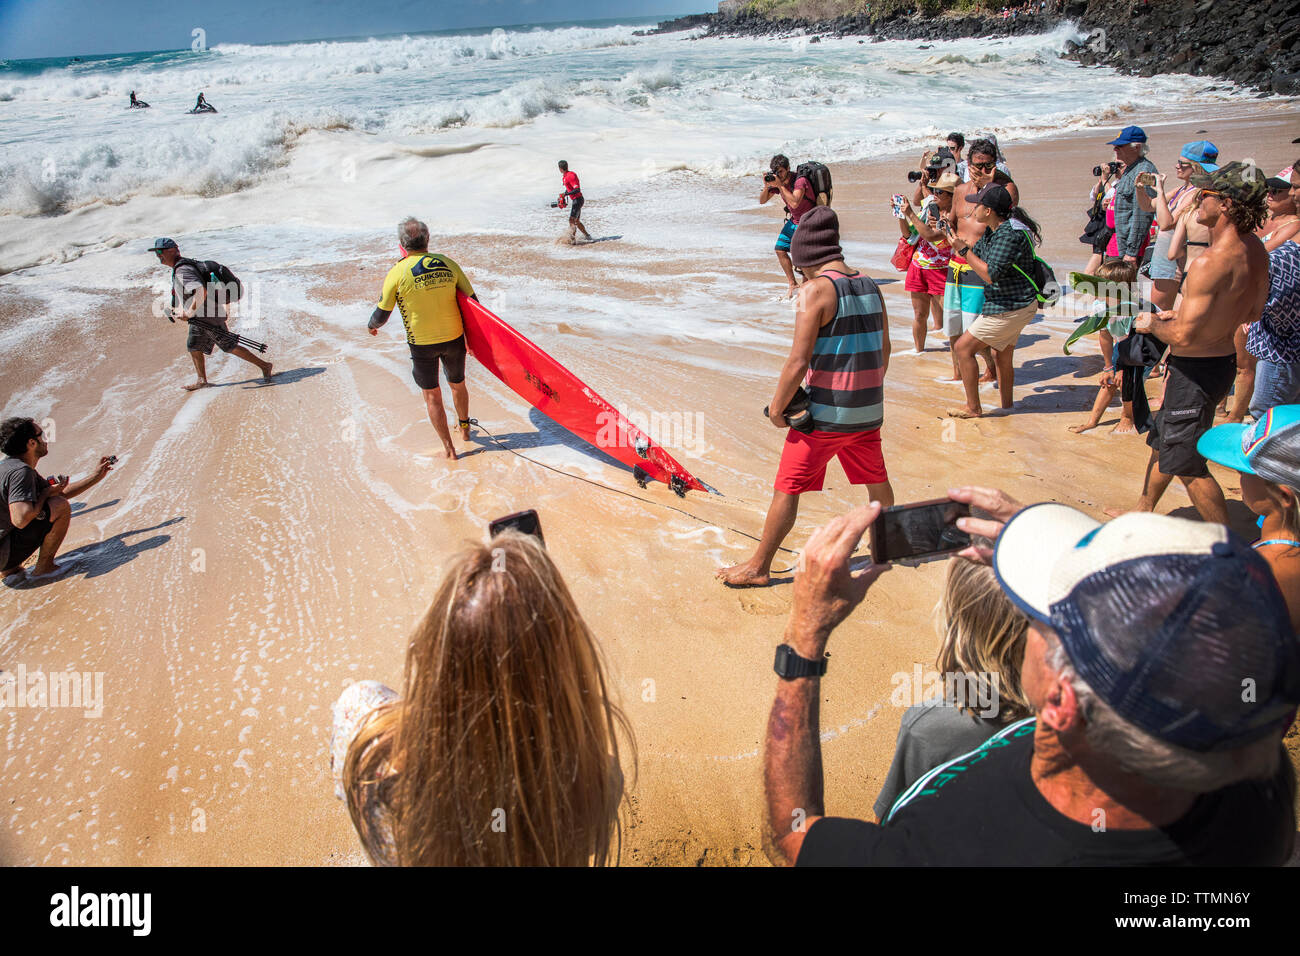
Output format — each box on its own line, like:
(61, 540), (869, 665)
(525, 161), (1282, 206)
(972, 222), (1037, 314)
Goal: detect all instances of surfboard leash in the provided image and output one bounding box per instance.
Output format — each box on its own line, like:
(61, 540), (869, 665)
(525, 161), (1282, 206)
(466, 420), (804, 570)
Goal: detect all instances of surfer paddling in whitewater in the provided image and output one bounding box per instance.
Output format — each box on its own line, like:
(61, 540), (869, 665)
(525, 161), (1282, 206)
(717, 207), (894, 587)
(557, 160), (592, 244)
(367, 218), (477, 461)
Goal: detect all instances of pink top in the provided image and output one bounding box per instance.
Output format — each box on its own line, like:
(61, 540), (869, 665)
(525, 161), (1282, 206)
(787, 176), (815, 223)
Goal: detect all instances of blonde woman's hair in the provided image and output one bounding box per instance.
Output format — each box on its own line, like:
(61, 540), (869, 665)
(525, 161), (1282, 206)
(934, 560), (1032, 723)
(344, 531), (634, 866)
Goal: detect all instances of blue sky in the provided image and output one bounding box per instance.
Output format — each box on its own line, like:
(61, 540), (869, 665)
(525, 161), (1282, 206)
(0, 0), (710, 60)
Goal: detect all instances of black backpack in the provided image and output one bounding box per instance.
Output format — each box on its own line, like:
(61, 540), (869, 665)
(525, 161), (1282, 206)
(173, 257), (243, 305)
(796, 161), (833, 207)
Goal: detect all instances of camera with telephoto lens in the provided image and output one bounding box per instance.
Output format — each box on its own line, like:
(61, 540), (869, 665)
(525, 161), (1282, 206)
(1092, 161), (1122, 177)
(909, 146), (954, 183)
(764, 172), (777, 183)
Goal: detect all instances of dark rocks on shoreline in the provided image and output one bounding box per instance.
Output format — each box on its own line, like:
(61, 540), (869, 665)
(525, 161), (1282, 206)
(644, 0), (1300, 97)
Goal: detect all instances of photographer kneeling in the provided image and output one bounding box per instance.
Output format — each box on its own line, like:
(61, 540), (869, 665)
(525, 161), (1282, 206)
(762, 489), (1299, 866)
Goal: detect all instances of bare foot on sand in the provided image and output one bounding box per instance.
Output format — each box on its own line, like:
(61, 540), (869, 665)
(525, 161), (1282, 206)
(439, 444), (459, 461)
(2, 567), (26, 587)
(948, 406), (982, 419)
(1067, 421), (1098, 434)
(260, 361), (274, 382)
(1110, 420), (1137, 435)
(979, 369), (997, 384)
(182, 380), (212, 392)
(716, 562), (771, 588)
(26, 560), (75, 584)
(459, 421), (472, 441)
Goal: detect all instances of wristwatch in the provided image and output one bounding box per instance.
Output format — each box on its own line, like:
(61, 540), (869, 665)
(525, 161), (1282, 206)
(774, 644), (828, 680)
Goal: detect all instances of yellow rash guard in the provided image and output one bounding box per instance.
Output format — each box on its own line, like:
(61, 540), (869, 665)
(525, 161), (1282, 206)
(377, 253), (475, 345)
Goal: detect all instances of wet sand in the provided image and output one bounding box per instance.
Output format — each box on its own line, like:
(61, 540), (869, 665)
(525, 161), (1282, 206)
(1, 97), (1298, 865)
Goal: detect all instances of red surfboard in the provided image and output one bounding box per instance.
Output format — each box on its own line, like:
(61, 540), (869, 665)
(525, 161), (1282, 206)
(458, 292), (711, 496)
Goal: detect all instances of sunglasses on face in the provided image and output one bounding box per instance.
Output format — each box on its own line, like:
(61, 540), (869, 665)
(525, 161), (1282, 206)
(1175, 161), (1192, 169)
(970, 161), (996, 172)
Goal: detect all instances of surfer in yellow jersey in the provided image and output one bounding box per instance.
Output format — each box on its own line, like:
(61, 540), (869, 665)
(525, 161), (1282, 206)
(367, 217), (478, 461)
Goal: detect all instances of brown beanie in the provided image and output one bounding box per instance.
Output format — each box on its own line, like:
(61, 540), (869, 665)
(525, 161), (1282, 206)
(790, 206), (843, 269)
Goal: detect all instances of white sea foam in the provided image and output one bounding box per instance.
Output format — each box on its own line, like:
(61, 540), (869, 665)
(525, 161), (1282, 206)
(0, 19), (1253, 267)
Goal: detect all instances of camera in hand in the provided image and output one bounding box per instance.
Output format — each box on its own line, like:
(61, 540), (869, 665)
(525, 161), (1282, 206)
(1092, 161), (1122, 177)
(763, 386), (815, 433)
(764, 172), (777, 183)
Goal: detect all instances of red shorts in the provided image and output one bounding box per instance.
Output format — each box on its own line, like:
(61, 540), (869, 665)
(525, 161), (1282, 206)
(904, 261), (947, 296)
(775, 428), (889, 495)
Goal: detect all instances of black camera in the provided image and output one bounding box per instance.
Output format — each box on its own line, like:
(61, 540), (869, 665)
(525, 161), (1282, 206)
(764, 172), (777, 183)
(1092, 161), (1122, 177)
(909, 146), (954, 183)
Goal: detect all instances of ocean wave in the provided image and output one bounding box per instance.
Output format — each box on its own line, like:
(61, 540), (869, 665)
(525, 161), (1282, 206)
(0, 111), (318, 216)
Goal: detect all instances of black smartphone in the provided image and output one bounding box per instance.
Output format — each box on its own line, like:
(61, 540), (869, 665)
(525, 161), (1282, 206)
(489, 509), (545, 546)
(869, 499), (971, 563)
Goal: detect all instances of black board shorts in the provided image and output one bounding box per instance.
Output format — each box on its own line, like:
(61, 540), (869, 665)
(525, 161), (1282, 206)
(186, 319), (239, 355)
(569, 195), (584, 222)
(1, 507), (53, 571)
(409, 336), (467, 389)
(1146, 354), (1237, 478)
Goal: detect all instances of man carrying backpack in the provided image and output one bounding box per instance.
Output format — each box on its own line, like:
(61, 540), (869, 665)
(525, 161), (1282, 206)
(150, 238), (273, 391)
(945, 185), (1040, 418)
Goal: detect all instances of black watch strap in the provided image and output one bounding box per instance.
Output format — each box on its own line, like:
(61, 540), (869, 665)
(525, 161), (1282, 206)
(774, 643), (827, 680)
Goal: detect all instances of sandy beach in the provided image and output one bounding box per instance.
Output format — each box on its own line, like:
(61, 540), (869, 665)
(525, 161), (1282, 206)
(2, 96), (1298, 866)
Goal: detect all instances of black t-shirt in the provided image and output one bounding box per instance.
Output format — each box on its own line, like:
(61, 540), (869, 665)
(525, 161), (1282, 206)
(798, 718), (1296, 866)
(0, 456), (45, 565)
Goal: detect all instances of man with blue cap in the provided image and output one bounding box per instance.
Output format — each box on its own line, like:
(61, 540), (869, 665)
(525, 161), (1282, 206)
(760, 490), (1299, 866)
(1107, 126), (1158, 264)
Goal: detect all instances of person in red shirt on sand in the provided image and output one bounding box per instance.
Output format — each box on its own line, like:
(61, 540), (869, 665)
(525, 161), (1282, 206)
(557, 160), (592, 244)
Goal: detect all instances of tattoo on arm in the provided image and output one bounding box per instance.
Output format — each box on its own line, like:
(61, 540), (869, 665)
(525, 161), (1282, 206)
(763, 678), (825, 865)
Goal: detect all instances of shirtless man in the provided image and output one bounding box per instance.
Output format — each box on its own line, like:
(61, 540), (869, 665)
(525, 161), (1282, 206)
(1124, 162), (1270, 523)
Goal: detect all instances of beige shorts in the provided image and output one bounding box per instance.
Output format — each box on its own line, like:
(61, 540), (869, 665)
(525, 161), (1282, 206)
(968, 302), (1038, 351)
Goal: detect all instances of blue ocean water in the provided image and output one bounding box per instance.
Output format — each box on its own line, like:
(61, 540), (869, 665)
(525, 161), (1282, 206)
(0, 17), (1249, 272)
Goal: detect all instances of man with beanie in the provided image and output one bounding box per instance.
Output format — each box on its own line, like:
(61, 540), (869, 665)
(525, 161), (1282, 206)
(1123, 162), (1271, 523)
(947, 184), (1039, 418)
(717, 207), (894, 587)
(763, 491), (1299, 866)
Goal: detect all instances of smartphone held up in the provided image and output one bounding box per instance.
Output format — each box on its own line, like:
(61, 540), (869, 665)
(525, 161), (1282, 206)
(869, 498), (971, 564)
(489, 509), (545, 547)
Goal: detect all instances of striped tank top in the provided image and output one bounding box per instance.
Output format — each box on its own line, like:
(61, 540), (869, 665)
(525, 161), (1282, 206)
(806, 270), (886, 433)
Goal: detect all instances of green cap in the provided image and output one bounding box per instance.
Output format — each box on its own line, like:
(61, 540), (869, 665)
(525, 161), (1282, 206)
(1190, 160), (1267, 206)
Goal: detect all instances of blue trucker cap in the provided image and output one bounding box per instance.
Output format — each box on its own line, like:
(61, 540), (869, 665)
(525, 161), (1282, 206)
(994, 504), (1300, 753)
